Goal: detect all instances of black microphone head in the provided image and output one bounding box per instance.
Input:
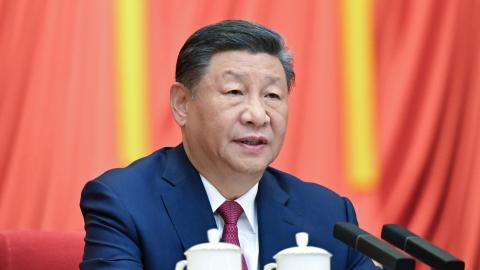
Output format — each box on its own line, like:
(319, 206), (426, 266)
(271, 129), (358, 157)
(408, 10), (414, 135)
(333, 222), (369, 249)
(382, 224), (465, 270)
(334, 222), (415, 270)
(382, 224), (417, 249)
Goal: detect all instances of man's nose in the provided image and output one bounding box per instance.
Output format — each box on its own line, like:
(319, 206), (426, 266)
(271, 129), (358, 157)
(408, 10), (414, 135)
(240, 98), (270, 127)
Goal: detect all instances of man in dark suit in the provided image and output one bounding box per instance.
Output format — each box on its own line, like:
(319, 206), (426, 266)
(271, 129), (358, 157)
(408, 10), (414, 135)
(80, 20), (378, 270)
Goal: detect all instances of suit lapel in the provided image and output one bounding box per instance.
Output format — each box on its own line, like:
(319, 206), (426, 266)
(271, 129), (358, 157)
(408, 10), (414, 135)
(159, 145), (303, 265)
(257, 170), (303, 267)
(160, 145), (217, 251)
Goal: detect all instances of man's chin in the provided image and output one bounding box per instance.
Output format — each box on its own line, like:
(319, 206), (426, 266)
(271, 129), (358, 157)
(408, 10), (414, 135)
(230, 158), (271, 176)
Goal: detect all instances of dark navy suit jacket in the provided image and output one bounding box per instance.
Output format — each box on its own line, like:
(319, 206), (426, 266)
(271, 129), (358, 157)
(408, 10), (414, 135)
(80, 144), (377, 270)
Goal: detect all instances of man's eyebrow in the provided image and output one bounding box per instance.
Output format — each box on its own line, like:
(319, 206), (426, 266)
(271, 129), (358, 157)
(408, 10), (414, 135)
(264, 75), (282, 84)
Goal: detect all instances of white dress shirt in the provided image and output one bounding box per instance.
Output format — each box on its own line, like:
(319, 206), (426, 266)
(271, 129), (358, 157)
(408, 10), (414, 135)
(200, 175), (259, 270)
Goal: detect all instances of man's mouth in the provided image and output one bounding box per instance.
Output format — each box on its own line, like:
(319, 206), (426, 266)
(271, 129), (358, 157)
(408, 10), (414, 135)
(234, 136), (268, 146)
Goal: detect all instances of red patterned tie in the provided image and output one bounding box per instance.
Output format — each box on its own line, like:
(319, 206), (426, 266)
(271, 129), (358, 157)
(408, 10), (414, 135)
(217, 200), (248, 270)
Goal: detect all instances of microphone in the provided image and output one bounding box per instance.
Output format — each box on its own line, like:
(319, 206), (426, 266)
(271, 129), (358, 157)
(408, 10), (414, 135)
(333, 222), (415, 270)
(382, 224), (465, 270)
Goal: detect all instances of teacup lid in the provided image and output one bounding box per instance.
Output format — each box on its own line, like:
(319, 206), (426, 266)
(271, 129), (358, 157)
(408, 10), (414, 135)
(273, 232), (332, 258)
(186, 229), (242, 252)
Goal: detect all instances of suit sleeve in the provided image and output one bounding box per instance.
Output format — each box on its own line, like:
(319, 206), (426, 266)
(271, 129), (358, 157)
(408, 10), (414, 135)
(343, 197), (382, 270)
(80, 180), (143, 270)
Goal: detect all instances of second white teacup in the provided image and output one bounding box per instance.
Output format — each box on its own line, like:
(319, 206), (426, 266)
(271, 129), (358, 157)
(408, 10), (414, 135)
(175, 229), (242, 270)
(264, 232), (332, 270)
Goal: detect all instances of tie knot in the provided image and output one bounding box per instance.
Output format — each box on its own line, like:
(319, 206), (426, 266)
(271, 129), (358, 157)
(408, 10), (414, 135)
(217, 200), (244, 224)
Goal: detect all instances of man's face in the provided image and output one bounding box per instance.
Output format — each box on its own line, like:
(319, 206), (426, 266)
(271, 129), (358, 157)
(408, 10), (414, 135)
(181, 50), (289, 177)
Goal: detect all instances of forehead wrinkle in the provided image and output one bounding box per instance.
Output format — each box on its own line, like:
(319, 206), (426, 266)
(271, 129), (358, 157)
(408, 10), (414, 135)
(221, 70), (248, 81)
(220, 69), (283, 88)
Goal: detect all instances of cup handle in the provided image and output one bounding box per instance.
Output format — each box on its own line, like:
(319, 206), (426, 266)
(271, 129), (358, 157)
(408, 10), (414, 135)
(264, 262), (277, 270)
(175, 260), (188, 270)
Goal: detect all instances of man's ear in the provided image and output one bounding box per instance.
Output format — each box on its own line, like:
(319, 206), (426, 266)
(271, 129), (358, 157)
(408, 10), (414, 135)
(170, 82), (192, 126)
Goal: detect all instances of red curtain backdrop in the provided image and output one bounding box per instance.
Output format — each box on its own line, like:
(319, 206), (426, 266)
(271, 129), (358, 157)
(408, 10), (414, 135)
(0, 0), (117, 229)
(0, 0), (479, 269)
(375, 0), (480, 267)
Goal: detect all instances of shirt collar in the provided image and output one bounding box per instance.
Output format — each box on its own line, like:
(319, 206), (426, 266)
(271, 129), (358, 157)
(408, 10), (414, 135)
(200, 174), (258, 233)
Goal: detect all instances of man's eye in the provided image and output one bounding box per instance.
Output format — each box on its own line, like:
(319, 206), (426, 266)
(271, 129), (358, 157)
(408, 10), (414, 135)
(227, 89), (243, 95)
(266, 93), (281, 99)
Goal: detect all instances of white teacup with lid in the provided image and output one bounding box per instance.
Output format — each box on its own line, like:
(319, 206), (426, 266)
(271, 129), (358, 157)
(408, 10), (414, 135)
(175, 228), (243, 270)
(264, 232), (332, 270)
